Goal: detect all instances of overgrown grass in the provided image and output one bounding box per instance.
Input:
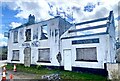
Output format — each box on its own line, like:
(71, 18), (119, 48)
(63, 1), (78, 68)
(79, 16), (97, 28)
(6, 64), (107, 81)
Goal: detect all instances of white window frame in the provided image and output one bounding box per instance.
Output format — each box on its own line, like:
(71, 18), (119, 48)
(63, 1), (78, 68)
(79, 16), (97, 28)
(76, 47), (97, 62)
(37, 48), (50, 63)
(40, 25), (48, 40)
(11, 50), (19, 61)
(25, 29), (31, 41)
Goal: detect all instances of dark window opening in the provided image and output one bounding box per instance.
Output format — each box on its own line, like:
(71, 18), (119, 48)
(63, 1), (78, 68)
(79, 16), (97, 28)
(25, 29), (31, 41)
(40, 25), (48, 39)
(13, 30), (18, 43)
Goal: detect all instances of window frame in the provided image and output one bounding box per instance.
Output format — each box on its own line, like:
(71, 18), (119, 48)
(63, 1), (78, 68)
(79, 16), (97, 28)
(37, 48), (51, 63)
(75, 47), (98, 62)
(13, 30), (18, 43)
(40, 25), (48, 40)
(25, 29), (31, 41)
(11, 50), (20, 61)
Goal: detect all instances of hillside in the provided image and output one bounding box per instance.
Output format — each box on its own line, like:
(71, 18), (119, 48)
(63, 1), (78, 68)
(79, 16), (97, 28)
(0, 46), (7, 60)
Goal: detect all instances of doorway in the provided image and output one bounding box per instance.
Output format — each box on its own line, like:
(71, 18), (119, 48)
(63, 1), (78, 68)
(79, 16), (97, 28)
(63, 49), (72, 71)
(24, 47), (31, 67)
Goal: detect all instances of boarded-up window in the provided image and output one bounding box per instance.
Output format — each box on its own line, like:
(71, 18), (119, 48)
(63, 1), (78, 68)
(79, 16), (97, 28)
(76, 47), (97, 62)
(25, 29), (31, 41)
(12, 50), (19, 61)
(13, 31), (18, 43)
(38, 48), (50, 63)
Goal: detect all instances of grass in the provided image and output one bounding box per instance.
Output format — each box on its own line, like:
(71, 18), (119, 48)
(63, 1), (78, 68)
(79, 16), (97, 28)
(6, 64), (107, 81)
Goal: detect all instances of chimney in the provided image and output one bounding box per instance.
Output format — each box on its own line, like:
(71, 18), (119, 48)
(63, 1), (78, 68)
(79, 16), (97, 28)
(28, 14), (35, 24)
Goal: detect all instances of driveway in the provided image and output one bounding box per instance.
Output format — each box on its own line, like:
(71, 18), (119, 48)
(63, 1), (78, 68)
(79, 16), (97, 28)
(0, 61), (41, 80)
(0, 70), (41, 80)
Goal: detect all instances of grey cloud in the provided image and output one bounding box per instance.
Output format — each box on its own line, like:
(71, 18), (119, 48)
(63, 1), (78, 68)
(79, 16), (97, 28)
(21, 2), (40, 11)
(108, 2), (120, 17)
(94, 7), (109, 18)
(118, 1), (120, 15)
(81, 7), (109, 21)
(72, 6), (81, 12)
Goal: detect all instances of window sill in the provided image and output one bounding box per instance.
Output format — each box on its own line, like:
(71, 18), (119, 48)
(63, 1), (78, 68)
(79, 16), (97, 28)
(13, 42), (18, 43)
(11, 60), (20, 61)
(39, 39), (48, 40)
(25, 40), (31, 42)
(75, 60), (98, 62)
(37, 61), (51, 63)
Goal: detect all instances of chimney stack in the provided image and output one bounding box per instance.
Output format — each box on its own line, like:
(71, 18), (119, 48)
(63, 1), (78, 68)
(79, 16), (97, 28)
(28, 14), (35, 24)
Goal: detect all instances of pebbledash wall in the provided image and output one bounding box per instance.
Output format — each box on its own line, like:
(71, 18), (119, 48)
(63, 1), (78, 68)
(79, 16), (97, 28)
(7, 11), (116, 76)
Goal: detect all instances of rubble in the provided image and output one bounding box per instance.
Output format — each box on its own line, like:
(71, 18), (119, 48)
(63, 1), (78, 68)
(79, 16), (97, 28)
(41, 74), (61, 81)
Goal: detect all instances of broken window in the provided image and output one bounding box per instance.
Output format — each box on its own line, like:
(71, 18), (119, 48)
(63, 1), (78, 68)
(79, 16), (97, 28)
(12, 50), (19, 61)
(40, 25), (48, 39)
(25, 29), (31, 41)
(38, 48), (50, 63)
(76, 47), (97, 62)
(13, 30), (18, 43)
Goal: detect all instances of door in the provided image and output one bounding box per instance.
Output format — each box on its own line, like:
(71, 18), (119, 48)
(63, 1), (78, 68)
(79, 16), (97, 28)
(63, 49), (72, 71)
(24, 47), (31, 67)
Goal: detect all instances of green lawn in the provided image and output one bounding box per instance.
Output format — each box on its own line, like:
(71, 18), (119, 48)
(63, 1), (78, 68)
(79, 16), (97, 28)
(6, 64), (107, 81)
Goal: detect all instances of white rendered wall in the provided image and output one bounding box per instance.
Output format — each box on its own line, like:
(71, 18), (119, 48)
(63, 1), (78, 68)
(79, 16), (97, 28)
(61, 34), (111, 69)
(7, 17), (61, 66)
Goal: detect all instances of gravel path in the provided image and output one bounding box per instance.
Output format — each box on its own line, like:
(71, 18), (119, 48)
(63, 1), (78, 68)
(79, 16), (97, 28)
(0, 70), (42, 80)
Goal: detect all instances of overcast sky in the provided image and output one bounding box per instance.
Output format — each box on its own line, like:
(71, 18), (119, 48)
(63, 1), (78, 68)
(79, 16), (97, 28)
(0, 0), (120, 46)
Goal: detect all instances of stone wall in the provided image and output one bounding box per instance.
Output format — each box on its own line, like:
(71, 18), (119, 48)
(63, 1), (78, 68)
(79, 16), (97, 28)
(116, 48), (120, 63)
(107, 63), (120, 80)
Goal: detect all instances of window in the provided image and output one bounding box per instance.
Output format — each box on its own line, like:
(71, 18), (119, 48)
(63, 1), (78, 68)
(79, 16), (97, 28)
(11, 50), (19, 61)
(33, 27), (38, 40)
(76, 47), (97, 62)
(13, 30), (18, 43)
(40, 25), (48, 39)
(37, 48), (50, 63)
(25, 29), (31, 41)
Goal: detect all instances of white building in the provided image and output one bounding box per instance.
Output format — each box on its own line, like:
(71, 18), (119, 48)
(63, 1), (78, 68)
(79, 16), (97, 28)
(7, 11), (116, 76)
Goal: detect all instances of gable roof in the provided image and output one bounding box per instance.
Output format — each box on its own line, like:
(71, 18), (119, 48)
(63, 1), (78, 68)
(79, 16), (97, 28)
(9, 16), (70, 31)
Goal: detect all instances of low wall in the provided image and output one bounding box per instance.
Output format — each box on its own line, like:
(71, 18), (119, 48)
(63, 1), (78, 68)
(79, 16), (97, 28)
(0, 60), (7, 74)
(107, 63), (120, 80)
(0, 60), (7, 67)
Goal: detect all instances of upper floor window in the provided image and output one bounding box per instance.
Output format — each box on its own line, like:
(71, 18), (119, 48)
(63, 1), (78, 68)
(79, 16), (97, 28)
(13, 30), (18, 43)
(40, 25), (48, 40)
(25, 29), (31, 41)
